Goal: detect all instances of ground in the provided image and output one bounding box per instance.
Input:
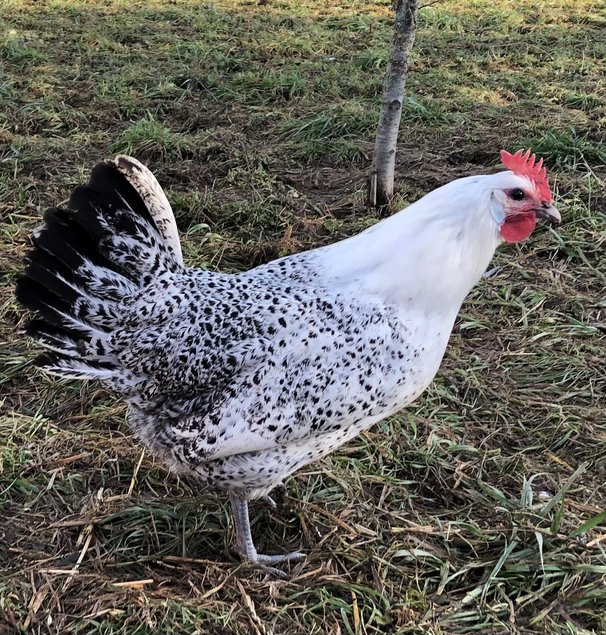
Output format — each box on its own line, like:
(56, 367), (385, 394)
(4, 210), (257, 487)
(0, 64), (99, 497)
(0, 0), (605, 633)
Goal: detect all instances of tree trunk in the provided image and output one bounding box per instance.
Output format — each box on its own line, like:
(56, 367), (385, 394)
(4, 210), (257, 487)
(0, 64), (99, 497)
(368, 0), (418, 213)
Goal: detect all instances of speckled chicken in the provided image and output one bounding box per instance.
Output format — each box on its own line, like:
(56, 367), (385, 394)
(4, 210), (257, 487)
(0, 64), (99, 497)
(16, 150), (559, 571)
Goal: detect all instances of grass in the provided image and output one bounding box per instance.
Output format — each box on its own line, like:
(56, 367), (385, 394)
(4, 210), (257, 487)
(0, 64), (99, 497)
(1, 0), (605, 633)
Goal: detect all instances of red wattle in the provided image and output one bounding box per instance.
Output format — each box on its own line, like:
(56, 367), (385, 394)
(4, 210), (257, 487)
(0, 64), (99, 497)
(500, 212), (536, 243)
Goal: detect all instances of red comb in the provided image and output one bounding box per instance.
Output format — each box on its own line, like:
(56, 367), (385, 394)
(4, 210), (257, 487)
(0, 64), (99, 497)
(500, 148), (551, 203)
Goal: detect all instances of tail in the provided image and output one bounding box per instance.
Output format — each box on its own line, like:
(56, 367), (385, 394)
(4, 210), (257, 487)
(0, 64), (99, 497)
(15, 155), (184, 381)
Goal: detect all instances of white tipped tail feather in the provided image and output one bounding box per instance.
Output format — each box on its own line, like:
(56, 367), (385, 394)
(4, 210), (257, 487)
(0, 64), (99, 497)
(113, 155), (183, 267)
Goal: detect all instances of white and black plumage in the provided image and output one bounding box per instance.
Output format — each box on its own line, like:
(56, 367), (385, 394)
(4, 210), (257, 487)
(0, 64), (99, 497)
(16, 152), (560, 571)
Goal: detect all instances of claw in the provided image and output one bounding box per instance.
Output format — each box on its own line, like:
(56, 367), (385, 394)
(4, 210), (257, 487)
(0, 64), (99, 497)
(260, 495), (277, 510)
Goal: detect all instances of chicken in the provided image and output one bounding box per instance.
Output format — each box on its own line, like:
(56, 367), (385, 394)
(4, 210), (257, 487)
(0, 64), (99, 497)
(16, 149), (560, 572)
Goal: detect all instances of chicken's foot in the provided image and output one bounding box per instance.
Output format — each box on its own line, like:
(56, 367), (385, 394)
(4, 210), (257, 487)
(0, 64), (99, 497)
(229, 491), (305, 577)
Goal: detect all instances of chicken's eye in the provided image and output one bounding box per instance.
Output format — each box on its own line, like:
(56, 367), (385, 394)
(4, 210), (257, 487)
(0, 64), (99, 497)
(510, 188), (525, 201)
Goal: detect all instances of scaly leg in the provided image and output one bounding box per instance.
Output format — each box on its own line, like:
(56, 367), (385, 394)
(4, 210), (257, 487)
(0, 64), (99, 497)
(228, 491), (305, 575)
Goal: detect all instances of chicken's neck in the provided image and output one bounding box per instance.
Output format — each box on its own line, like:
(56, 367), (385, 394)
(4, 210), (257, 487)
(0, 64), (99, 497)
(319, 179), (500, 318)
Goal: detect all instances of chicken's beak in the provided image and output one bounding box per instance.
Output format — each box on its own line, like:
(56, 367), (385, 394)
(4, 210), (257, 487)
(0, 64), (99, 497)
(534, 203), (561, 225)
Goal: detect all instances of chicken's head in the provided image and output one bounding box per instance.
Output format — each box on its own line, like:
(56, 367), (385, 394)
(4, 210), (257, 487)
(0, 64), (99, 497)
(489, 149), (560, 243)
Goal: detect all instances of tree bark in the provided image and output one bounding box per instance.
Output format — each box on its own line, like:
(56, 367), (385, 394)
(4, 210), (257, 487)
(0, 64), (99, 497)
(368, 0), (418, 213)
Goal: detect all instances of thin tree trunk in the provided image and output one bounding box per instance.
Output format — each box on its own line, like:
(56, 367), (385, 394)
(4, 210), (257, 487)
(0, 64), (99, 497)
(368, 0), (418, 213)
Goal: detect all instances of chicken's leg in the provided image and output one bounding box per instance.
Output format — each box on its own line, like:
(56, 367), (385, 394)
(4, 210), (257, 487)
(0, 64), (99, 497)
(229, 491), (305, 574)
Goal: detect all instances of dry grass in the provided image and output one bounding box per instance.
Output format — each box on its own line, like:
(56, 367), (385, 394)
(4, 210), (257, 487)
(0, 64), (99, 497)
(1, 0), (605, 633)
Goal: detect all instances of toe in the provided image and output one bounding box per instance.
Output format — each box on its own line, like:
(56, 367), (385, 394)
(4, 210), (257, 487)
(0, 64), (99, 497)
(256, 551), (306, 565)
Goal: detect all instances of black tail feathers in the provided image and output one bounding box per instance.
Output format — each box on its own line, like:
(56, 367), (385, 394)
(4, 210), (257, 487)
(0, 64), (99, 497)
(16, 156), (183, 379)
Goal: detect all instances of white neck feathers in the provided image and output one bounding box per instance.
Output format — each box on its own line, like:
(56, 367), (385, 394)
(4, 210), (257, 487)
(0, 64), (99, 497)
(320, 176), (502, 314)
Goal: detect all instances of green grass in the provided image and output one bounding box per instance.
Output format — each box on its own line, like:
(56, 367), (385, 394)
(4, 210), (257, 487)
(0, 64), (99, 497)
(1, 0), (605, 633)
(109, 114), (206, 159)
